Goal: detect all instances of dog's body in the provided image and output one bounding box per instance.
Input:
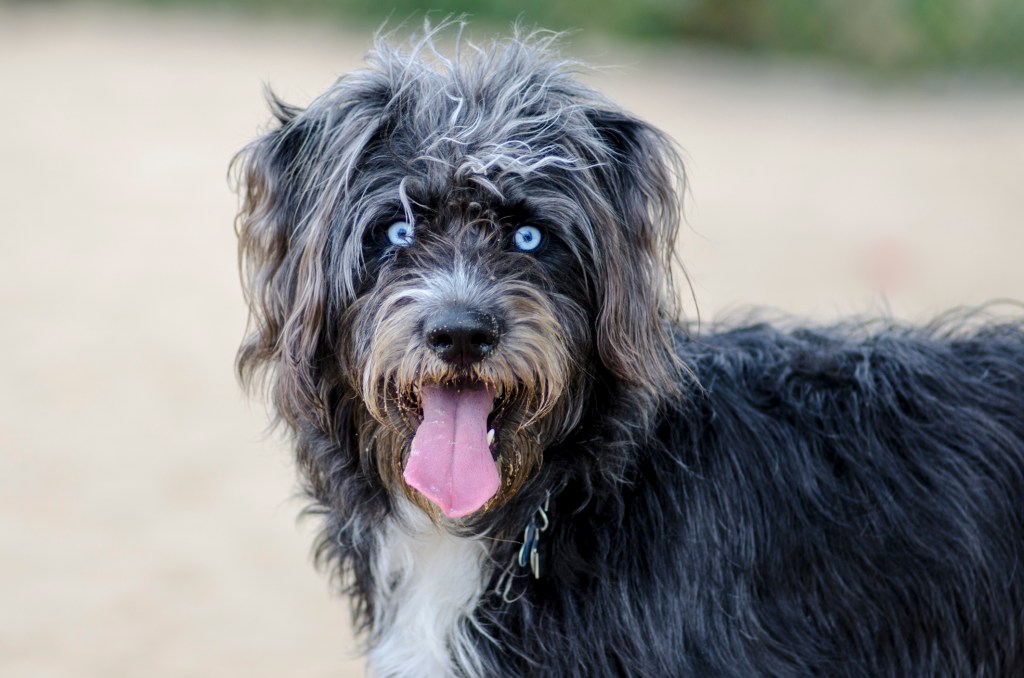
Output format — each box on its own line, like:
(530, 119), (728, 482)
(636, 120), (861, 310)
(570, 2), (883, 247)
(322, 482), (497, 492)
(234, 27), (1024, 677)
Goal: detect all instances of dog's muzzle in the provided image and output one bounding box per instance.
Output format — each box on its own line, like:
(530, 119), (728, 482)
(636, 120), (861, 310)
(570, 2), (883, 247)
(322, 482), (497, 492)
(401, 308), (505, 519)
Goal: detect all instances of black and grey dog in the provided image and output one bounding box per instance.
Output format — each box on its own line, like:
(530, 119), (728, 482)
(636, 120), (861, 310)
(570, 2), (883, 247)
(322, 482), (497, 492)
(233, 27), (1024, 677)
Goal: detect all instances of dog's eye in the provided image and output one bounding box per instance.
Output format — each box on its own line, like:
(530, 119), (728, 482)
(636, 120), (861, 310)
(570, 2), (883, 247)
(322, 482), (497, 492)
(387, 221), (415, 248)
(513, 225), (543, 252)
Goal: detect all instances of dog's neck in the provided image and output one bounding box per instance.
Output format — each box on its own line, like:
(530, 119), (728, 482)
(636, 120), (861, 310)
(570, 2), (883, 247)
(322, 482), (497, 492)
(368, 498), (491, 678)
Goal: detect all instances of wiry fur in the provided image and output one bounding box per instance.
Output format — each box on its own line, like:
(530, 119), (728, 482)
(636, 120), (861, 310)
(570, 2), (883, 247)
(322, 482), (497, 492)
(234, 24), (1024, 677)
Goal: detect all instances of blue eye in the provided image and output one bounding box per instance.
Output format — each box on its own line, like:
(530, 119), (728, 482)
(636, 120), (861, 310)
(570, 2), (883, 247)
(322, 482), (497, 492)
(513, 225), (543, 252)
(387, 221), (415, 247)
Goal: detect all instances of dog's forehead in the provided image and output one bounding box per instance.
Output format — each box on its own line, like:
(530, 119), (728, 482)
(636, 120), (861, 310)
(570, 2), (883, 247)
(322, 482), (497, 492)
(399, 169), (580, 242)
(387, 139), (564, 226)
(374, 74), (595, 194)
(399, 125), (580, 197)
(393, 131), (594, 232)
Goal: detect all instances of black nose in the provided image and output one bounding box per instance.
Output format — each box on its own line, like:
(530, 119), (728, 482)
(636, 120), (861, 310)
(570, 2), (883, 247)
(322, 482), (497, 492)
(425, 310), (501, 365)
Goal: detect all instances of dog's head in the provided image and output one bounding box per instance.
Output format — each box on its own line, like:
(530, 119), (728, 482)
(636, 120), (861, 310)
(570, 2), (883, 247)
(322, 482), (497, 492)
(234, 27), (684, 522)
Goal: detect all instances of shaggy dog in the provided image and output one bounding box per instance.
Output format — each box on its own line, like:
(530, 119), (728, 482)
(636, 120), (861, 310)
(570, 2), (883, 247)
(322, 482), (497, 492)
(233, 27), (1024, 677)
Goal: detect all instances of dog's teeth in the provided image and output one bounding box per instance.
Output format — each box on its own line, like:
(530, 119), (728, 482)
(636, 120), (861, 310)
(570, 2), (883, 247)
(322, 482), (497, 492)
(487, 429), (496, 446)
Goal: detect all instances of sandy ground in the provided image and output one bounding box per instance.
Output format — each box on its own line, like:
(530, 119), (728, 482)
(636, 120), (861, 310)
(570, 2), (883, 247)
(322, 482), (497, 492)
(2, 4), (1023, 677)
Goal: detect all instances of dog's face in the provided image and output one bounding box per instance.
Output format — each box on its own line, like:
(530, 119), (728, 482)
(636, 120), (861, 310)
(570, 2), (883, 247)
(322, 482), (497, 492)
(234, 30), (683, 522)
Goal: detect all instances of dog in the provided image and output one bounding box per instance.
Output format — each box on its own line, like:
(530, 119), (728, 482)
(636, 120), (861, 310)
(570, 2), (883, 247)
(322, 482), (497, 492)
(232, 25), (1024, 677)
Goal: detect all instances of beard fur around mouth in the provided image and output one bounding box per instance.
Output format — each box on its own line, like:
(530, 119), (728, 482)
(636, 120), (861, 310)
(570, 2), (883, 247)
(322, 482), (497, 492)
(393, 374), (545, 502)
(365, 346), (567, 517)
(393, 374), (515, 462)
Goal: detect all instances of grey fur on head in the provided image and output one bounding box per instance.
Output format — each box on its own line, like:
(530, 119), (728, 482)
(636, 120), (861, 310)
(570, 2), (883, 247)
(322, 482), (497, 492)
(233, 22), (686, 518)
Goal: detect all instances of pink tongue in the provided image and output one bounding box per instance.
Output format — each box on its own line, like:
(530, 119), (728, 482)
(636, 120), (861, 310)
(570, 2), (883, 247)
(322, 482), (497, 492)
(404, 383), (499, 518)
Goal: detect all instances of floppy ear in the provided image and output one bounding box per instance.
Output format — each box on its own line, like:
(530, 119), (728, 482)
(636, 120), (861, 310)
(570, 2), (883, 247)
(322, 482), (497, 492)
(233, 72), (395, 428)
(587, 108), (685, 399)
(232, 94), (324, 425)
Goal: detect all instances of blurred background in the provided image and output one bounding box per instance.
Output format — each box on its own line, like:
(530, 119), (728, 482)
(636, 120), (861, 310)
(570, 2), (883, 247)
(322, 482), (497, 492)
(2, 1), (1022, 676)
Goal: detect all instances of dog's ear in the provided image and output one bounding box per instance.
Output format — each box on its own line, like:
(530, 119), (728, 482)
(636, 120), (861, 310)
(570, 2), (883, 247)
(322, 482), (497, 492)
(232, 94), (324, 425)
(232, 70), (395, 426)
(587, 108), (684, 399)
(232, 85), (389, 426)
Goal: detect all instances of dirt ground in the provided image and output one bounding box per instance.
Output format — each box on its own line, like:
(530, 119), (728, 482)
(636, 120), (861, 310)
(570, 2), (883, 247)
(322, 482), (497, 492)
(2, 4), (1023, 677)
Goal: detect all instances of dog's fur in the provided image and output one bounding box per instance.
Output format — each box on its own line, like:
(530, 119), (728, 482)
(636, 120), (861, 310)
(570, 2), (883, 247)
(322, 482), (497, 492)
(233, 26), (1024, 677)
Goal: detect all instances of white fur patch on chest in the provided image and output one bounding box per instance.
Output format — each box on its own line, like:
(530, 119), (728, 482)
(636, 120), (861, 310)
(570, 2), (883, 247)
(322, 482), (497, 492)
(368, 499), (490, 678)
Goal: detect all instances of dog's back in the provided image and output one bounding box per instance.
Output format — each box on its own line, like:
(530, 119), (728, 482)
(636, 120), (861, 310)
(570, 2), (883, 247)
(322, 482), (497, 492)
(492, 320), (1024, 676)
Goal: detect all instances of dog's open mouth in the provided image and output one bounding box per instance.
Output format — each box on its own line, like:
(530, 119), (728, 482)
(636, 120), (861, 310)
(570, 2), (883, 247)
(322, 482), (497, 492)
(402, 380), (503, 519)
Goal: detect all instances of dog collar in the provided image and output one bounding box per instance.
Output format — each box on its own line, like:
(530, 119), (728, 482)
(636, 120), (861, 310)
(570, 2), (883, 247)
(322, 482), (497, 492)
(517, 491), (551, 579)
(495, 491), (551, 603)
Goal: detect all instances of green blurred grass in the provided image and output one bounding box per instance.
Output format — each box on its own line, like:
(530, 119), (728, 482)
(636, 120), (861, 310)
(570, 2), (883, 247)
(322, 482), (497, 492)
(116, 0), (1024, 72)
